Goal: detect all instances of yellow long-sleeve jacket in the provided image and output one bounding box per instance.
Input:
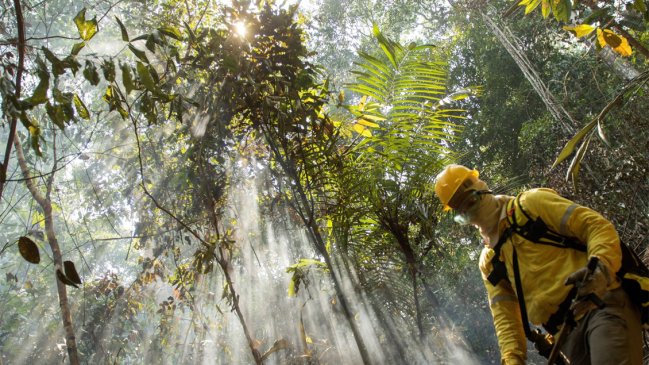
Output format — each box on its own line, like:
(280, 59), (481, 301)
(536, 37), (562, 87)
(478, 188), (622, 364)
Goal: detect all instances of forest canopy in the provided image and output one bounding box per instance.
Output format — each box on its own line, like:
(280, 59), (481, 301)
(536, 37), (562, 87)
(1, 0), (648, 364)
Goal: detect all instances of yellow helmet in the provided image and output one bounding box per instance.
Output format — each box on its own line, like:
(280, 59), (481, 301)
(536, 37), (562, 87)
(434, 164), (479, 211)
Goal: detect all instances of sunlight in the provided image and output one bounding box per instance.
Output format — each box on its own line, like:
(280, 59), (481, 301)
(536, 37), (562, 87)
(234, 21), (247, 38)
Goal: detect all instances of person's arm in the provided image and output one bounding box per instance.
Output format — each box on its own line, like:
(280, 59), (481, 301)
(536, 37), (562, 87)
(523, 189), (622, 274)
(480, 248), (527, 364)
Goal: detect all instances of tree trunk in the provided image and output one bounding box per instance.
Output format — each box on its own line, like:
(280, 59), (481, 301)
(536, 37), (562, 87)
(0, 0), (26, 201)
(14, 138), (80, 365)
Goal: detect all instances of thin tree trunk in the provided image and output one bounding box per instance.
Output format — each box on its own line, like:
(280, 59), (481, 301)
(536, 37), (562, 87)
(265, 133), (373, 365)
(0, 0), (26, 201)
(14, 138), (80, 365)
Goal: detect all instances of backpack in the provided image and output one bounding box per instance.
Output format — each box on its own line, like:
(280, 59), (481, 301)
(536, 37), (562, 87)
(487, 191), (649, 330)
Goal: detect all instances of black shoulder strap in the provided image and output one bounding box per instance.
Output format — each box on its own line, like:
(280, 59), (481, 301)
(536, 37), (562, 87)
(487, 227), (512, 286)
(512, 247), (533, 339)
(509, 193), (586, 252)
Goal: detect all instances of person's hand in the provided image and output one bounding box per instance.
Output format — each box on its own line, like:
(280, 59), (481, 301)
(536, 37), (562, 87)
(564, 257), (611, 318)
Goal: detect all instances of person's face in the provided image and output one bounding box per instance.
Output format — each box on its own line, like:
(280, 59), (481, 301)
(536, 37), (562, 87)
(451, 190), (484, 225)
(448, 178), (489, 225)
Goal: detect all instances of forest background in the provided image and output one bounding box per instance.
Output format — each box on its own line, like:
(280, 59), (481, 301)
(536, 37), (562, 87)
(1, 0), (648, 364)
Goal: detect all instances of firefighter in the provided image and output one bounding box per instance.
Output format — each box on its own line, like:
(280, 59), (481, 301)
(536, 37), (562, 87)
(434, 164), (643, 365)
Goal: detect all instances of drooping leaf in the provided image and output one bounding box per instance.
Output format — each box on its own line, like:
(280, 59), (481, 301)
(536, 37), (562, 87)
(101, 60), (116, 82)
(128, 44), (149, 63)
(541, 0), (551, 18)
(73, 94), (90, 120)
(115, 17), (129, 42)
(46, 102), (67, 130)
(42, 47), (65, 76)
(83, 61), (100, 85)
(551, 0), (571, 22)
(73, 8), (98, 41)
(563, 24), (596, 38)
(23, 58), (49, 106)
(18, 236), (40, 264)
(63, 261), (82, 285)
(551, 118), (597, 169)
(597, 28), (633, 56)
(567, 133), (592, 189)
(524, 0), (542, 14)
(158, 26), (183, 40)
(56, 269), (79, 288)
(136, 62), (156, 92)
(27, 121), (43, 156)
(121, 63), (135, 94)
(71, 42), (85, 56)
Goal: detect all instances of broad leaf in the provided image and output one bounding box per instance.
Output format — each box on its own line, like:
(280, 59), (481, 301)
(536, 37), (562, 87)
(158, 26), (183, 40)
(121, 63), (135, 94)
(56, 269), (79, 288)
(115, 17), (129, 41)
(18, 236), (40, 264)
(83, 61), (100, 86)
(597, 28), (632, 56)
(129, 44), (149, 63)
(136, 62), (156, 92)
(74, 8), (98, 41)
(552, 0), (571, 22)
(563, 24), (596, 38)
(63, 261), (82, 285)
(71, 42), (85, 56)
(73, 94), (90, 120)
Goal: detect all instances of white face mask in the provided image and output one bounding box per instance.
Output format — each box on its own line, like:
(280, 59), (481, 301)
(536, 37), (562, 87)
(452, 190), (491, 225)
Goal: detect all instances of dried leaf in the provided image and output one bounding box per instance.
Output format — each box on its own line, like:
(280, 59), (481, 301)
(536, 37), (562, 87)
(56, 269), (79, 288)
(64, 261), (82, 285)
(18, 236), (40, 264)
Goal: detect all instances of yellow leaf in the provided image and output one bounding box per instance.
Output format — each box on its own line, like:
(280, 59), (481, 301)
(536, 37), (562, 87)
(358, 95), (367, 112)
(541, 0), (551, 18)
(352, 124), (372, 137)
(597, 28), (633, 57)
(525, 0), (542, 14)
(357, 118), (379, 128)
(563, 24), (596, 38)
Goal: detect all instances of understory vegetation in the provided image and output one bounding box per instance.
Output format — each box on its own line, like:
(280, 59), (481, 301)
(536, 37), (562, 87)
(1, 0), (648, 364)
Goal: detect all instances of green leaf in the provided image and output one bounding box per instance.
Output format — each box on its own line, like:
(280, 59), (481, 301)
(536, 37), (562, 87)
(63, 261), (82, 285)
(83, 61), (100, 86)
(18, 236), (40, 264)
(101, 60), (116, 82)
(71, 42), (85, 56)
(73, 8), (98, 41)
(634, 0), (647, 13)
(46, 102), (66, 130)
(145, 35), (156, 52)
(42, 47), (65, 76)
(136, 62), (155, 92)
(24, 58), (49, 106)
(121, 63), (135, 94)
(551, 119), (597, 169)
(552, 0), (572, 22)
(73, 94), (90, 120)
(115, 17), (129, 41)
(128, 44), (149, 63)
(158, 26), (183, 40)
(373, 24), (398, 69)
